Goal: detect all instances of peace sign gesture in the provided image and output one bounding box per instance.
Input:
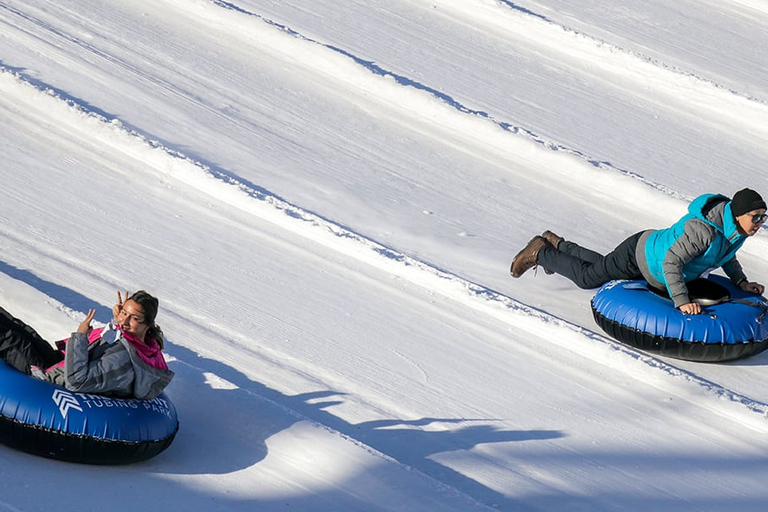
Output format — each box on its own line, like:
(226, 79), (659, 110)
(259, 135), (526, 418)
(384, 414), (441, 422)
(112, 290), (130, 320)
(77, 309), (97, 334)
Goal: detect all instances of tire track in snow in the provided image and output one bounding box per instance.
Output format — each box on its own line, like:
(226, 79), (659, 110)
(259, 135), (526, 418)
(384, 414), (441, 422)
(3, 66), (768, 435)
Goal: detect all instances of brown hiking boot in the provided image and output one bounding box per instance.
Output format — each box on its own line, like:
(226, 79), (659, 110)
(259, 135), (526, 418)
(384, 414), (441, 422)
(541, 230), (563, 250)
(540, 231), (563, 274)
(510, 236), (551, 278)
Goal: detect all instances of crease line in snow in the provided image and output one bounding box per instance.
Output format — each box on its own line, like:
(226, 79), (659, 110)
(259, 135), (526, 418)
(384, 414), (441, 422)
(433, 0), (768, 126)
(167, 0), (768, 254)
(214, 0), (768, 147)
(3, 65), (768, 434)
(178, 0), (688, 203)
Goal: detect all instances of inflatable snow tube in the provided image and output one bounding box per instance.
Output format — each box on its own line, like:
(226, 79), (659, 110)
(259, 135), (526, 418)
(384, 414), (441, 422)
(0, 361), (178, 464)
(591, 275), (768, 362)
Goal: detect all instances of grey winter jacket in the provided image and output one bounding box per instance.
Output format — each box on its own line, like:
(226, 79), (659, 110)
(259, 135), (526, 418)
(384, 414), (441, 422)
(37, 324), (174, 400)
(635, 194), (748, 307)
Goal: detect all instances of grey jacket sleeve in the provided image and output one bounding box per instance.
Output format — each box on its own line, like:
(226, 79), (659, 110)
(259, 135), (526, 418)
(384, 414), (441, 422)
(721, 257), (747, 285)
(121, 340), (175, 400)
(662, 223), (714, 307)
(64, 332), (134, 395)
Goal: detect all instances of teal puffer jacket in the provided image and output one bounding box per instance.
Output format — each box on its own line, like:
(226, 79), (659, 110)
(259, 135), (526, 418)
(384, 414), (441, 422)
(638, 194), (748, 307)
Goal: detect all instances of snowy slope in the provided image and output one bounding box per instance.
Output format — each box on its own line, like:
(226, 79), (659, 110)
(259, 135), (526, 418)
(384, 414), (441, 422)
(1, 1), (768, 510)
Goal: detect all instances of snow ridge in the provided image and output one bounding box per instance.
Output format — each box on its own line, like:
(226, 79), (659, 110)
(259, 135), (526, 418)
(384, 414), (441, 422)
(168, 0), (768, 217)
(719, 0), (768, 17)
(206, 0), (768, 147)
(169, 0), (768, 248)
(440, 0), (768, 112)
(171, 0), (690, 203)
(3, 64), (768, 434)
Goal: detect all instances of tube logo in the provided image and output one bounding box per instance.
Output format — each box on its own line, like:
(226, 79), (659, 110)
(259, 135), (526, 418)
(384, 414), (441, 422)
(52, 389), (84, 418)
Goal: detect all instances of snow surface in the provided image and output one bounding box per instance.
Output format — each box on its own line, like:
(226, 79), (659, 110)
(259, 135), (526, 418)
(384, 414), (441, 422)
(1, 0), (768, 510)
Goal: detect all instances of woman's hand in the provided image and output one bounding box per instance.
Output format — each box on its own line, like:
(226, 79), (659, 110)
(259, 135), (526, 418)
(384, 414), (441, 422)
(739, 280), (765, 295)
(679, 302), (702, 315)
(112, 290), (129, 320)
(77, 309), (97, 334)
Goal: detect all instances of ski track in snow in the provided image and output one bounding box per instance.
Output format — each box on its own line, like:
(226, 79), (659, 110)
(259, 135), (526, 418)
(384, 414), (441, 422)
(3, 53), (768, 446)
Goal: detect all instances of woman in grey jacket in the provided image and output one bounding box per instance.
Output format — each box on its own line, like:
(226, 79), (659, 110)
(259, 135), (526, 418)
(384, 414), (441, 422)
(1, 290), (173, 400)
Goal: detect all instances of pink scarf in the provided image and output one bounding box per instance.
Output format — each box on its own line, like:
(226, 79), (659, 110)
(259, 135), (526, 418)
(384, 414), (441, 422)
(46, 326), (169, 371)
(84, 326), (169, 370)
(121, 330), (169, 370)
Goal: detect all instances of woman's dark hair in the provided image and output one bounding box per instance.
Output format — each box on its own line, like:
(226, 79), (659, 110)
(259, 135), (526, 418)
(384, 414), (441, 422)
(129, 290), (164, 349)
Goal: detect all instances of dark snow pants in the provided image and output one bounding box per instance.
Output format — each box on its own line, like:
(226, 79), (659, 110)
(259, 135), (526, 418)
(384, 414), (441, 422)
(0, 306), (62, 374)
(537, 231), (644, 289)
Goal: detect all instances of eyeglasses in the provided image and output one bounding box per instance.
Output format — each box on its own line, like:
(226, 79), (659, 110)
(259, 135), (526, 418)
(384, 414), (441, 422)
(751, 213), (768, 225)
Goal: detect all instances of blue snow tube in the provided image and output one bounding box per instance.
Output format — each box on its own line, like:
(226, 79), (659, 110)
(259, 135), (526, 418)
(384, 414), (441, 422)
(0, 361), (178, 464)
(591, 275), (768, 362)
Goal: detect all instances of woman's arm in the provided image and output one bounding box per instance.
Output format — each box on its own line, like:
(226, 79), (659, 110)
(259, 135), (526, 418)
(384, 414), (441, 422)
(64, 310), (134, 394)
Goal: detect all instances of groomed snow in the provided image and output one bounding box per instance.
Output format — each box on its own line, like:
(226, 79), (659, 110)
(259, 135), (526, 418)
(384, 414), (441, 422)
(1, 1), (767, 510)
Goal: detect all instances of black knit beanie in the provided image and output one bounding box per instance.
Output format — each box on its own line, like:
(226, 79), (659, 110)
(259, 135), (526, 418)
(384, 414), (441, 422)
(731, 188), (766, 217)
